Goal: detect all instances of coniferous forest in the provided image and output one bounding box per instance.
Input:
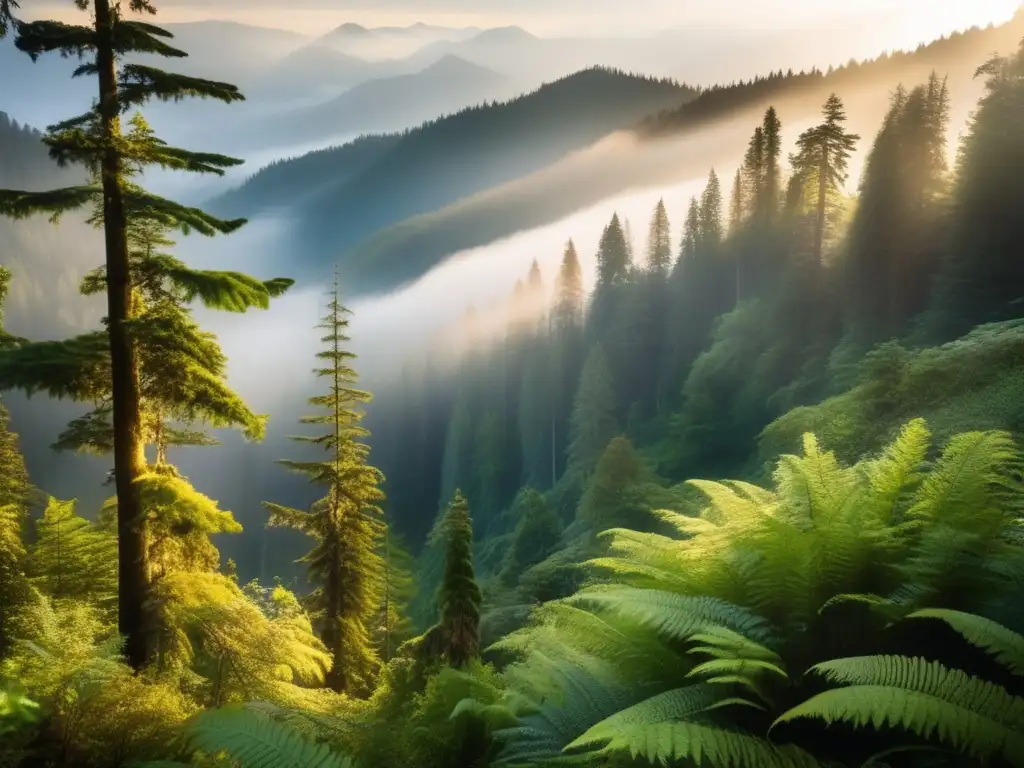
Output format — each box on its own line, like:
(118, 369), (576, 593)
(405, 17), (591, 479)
(1, 1), (1024, 767)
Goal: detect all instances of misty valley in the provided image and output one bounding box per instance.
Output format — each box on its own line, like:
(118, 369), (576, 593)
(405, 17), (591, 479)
(1, 1), (1024, 767)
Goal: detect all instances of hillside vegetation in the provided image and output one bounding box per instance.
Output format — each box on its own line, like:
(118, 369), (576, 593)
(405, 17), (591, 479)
(1, 4), (1024, 768)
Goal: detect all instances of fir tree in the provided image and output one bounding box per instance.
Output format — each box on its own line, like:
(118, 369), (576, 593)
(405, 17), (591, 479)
(678, 196), (702, 272)
(742, 126), (766, 219)
(374, 529), (415, 663)
(567, 344), (618, 477)
(646, 199), (672, 275)
(761, 106), (783, 220)
(789, 93), (860, 273)
(699, 169), (724, 251)
(263, 276), (385, 695)
(438, 490), (481, 667)
(0, 0), (262, 668)
(926, 42), (1024, 339)
(500, 488), (562, 585)
(549, 241), (586, 484)
(728, 169), (744, 234)
(847, 77), (950, 343)
(596, 213), (631, 289)
(553, 240), (584, 331)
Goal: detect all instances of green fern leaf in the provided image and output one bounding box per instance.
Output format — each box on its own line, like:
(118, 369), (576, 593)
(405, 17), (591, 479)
(689, 658), (789, 681)
(775, 656), (1024, 764)
(907, 609), (1024, 675)
(581, 719), (820, 767)
(185, 706), (355, 768)
(568, 587), (772, 642)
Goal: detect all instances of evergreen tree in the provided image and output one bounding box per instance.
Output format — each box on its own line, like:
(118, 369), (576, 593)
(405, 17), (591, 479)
(29, 497), (118, 609)
(0, 267), (28, 659)
(847, 77), (950, 343)
(500, 488), (562, 585)
(595, 213), (631, 289)
(567, 345), (618, 477)
(553, 241), (584, 331)
(549, 241), (586, 485)
(646, 199), (672, 275)
(263, 277), (385, 695)
(374, 529), (415, 663)
(0, 502), (26, 659)
(699, 169), (724, 252)
(926, 42), (1024, 339)
(789, 93), (860, 274)
(96, 470), (242, 582)
(742, 126), (766, 220)
(474, 409), (505, 518)
(576, 436), (653, 534)
(678, 196), (702, 272)
(761, 106), (783, 220)
(0, 0), (259, 668)
(438, 490), (481, 667)
(728, 169), (744, 234)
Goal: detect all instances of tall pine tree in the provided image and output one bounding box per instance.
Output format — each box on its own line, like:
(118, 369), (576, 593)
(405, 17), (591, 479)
(438, 490), (481, 667)
(0, 0), (258, 668)
(646, 199), (672, 275)
(263, 276), (385, 695)
(790, 93), (860, 275)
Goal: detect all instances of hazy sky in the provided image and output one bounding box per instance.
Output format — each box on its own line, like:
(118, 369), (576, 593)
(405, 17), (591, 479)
(29, 0), (1023, 41)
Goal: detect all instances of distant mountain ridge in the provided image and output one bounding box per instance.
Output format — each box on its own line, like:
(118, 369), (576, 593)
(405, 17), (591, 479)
(237, 55), (514, 151)
(210, 67), (695, 291)
(211, 12), (1024, 298)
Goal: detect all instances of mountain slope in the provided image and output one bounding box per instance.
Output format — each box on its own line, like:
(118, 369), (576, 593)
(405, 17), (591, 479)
(0, 114), (101, 339)
(241, 55), (514, 151)
(247, 45), (414, 103)
(336, 13), (1024, 295)
(315, 22), (481, 60)
(0, 20), (311, 127)
(210, 68), (694, 290)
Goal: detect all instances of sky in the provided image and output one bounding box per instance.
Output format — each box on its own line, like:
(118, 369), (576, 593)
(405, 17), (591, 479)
(29, 0), (1023, 41)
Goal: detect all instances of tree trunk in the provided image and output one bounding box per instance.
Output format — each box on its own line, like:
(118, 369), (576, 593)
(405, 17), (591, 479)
(325, 525), (344, 693)
(814, 142), (829, 279)
(94, 0), (150, 670)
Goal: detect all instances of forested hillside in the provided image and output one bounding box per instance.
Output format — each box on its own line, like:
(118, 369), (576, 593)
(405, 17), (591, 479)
(2, 2), (1024, 768)
(209, 67), (696, 288)
(213, 11), (1024, 298)
(0, 114), (101, 338)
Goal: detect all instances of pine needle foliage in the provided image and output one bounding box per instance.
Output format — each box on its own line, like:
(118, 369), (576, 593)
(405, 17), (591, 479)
(0, 0), (282, 668)
(263, 277), (385, 696)
(439, 490), (483, 667)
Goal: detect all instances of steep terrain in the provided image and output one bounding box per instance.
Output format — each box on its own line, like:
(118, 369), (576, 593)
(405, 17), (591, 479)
(210, 68), (695, 290)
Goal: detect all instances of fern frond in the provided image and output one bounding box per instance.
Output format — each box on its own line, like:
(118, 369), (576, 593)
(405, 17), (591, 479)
(184, 706), (355, 768)
(579, 719), (820, 767)
(568, 587), (772, 643)
(566, 684), (748, 750)
(907, 609), (1024, 676)
(775, 656), (1024, 764)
